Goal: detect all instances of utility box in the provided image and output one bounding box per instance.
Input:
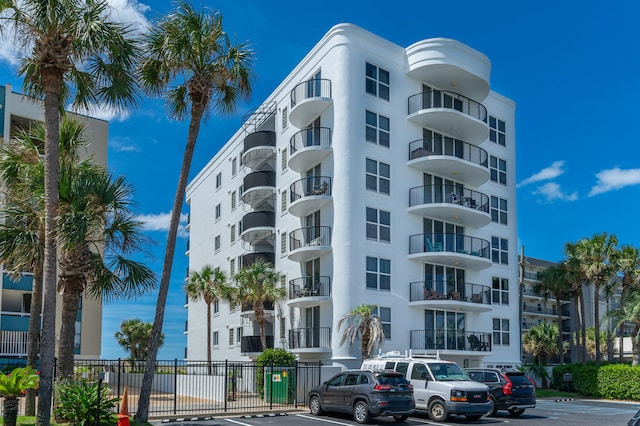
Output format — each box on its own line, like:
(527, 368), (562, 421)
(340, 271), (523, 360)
(264, 369), (295, 404)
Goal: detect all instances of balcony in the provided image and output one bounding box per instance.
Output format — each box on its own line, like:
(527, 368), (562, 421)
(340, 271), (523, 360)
(2, 274), (33, 292)
(242, 171), (275, 210)
(242, 252), (275, 267)
(407, 90), (488, 144)
(409, 281), (492, 313)
(406, 38), (491, 102)
(288, 226), (331, 262)
(240, 211), (275, 246)
(523, 304), (570, 318)
(289, 79), (332, 128)
(242, 131), (276, 171)
(241, 301), (274, 319)
(407, 137), (489, 186)
(0, 312), (30, 332)
(288, 176), (332, 217)
(240, 335), (274, 354)
(408, 185), (490, 228)
(288, 327), (331, 353)
(0, 331), (28, 356)
(288, 276), (331, 308)
(288, 127), (332, 172)
(409, 330), (492, 354)
(408, 233), (491, 270)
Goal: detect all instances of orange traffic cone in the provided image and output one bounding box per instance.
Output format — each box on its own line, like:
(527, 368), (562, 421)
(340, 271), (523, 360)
(118, 386), (130, 426)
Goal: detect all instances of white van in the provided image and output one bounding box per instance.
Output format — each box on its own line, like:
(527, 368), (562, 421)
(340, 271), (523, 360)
(361, 352), (492, 422)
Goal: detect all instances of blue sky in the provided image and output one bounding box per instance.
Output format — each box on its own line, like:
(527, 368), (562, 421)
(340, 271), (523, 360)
(1, 0), (640, 359)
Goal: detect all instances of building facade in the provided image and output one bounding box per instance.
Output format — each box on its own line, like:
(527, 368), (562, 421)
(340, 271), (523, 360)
(0, 83), (107, 360)
(185, 24), (519, 369)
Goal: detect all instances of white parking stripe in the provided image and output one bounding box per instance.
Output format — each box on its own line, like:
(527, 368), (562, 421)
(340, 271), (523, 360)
(225, 419), (255, 426)
(295, 414), (356, 425)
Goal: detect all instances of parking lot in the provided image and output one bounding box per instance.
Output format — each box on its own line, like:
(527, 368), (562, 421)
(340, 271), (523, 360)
(155, 398), (640, 426)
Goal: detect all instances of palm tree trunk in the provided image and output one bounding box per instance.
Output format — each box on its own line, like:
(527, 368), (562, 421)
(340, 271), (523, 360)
(4, 395), (19, 426)
(632, 325), (639, 367)
(207, 302), (212, 376)
(606, 295), (614, 361)
(25, 266), (43, 416)
(579, 289), (587, 365)
(57, 288), (82, 379)
(136, 106), (205, 422)
(594, 282), (601, 365)
(619, 286), (627, 363)
(255, 305), (266, 352)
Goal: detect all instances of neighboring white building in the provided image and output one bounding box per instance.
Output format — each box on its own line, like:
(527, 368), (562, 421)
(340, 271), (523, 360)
(185, 24), (518, 369)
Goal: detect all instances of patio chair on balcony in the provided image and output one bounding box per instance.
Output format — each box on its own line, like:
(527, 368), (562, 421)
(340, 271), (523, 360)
(425, 238), (444, 252)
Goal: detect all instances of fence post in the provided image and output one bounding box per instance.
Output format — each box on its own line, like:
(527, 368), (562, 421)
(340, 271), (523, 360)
(173, 359), (178, 415)
(224, 359), (228, 412)
(269, 361), (273, 409)
(117, 358), (121, 402)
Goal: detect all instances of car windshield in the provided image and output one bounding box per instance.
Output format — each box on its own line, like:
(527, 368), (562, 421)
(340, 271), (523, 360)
(428, 363), (471, 381)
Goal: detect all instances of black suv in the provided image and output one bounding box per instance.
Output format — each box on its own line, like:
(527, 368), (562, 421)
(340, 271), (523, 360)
(464, 368), (536, 416)
(308, 369), (415, 424)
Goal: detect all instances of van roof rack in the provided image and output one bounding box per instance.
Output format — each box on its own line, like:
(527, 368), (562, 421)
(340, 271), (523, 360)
(408, 349), (441, 360)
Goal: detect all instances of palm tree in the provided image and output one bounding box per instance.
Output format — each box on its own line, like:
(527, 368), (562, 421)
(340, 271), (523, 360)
(564, 242), (587, 364)
(614, 245), (640, 362)
(115, 319), (165, 366)
(185, 265), (227, 375)
(337, 304), (386, 360)
(533, 265), (571, 363)
(522, 323), (563, 388)
(610, 290), (640, 366)
(135, 3), (253, 420)
(220, 259), (286, 352)
(0, 367), (39, 426)
(0, 1), (139, 422)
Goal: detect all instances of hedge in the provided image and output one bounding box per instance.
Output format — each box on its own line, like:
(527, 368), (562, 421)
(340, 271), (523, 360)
(553, 363), (640, 400)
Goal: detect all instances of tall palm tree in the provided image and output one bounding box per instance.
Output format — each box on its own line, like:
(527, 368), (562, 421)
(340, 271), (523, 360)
(614, 245), (640, 362)
(610, 290), (640, 366)
(136, 2), (253, 420)
(533, 265), (571, 363)
(0, 2), (139, 422)
(522, 322), (563, 366)
(563, 244), (587, 364)
(220, 258), (286, 352)
(338, 304), (386, 360)
(185, 265), (227, 375)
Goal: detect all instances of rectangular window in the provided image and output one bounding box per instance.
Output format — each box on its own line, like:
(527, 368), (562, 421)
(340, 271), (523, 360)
(282, 107), (288, 131)
(213, 331), (219, 347)
(366, 207), (390, 242)
(231, 191), (237, 210)
(281, 190), (287, 213)
(366, 256), (391, 291)
(493, 318), (510, 346)
(282, 149), (288, 172)
(373, 306), (391, 339)
(490, 156), (507, 185)
(489, 116), (506, 146)
(231, 158), (237, 176)
(229, 329), (234, 346)
(490, 196), (508, 225)
(365, 62), (390, 100)
(365, 110), (390, 147)
(238, 185), (244, 204)
(214, 235), (221, 252)
(216, 172), (222, 189)
(365, 158), (390, 195)
(279, 317), (286, 341)
(230, 258), (235, 275)
(492, 277), (509, 305)
(213, 299), (219, 314)
(281, 232), (287, 256)
(215, 203), (221, 221)
(230, 224), (236, 244)
(491, 236), (509, 264)
(236, 328), (243, 345)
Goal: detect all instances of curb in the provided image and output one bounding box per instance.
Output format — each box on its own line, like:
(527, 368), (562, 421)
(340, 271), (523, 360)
(159, 413), (288, 423)
(161, 418), (213, 423)
(240, 413), (288, 419)
(554, 398), (575, 402)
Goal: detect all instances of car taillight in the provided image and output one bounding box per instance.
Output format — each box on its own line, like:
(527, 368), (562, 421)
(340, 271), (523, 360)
(374, 384), (392, 391)
(527, 376), (536, 387)
(503, 377), (513, 395)
(408, 384), (414, 391)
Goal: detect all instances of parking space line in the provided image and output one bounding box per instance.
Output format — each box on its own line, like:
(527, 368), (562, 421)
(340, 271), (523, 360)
(296, 414), (356, 425)
(225, 419), (255, 426)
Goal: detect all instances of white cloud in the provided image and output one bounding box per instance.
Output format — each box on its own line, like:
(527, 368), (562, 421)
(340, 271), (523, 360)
(589, 167), (640, 196)
(137, 212), (189, 238)
(71, 103), (131, 122)
(532, 182), (578, 202)
(518, 161), (566, 187)
(110, 136), (141, 153)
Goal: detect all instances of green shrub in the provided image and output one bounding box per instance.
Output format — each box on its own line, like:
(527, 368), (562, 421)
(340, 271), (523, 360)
(54, 380), (119, 426)
(255, 348), (297, 399)
(552, 363), (640, 400)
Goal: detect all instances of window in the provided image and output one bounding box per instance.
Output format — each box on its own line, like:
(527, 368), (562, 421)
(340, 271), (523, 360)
(230, 224), (236, 244)
(489, 116), (506, 146)
(213, 331), (219, 347)
(366, 159), (390, 195)
(492, 277), (509, 305)
(281, 232), (287, 256)
(365, 110), (390, 147)
(216, 172), (222, 189)
(231, 158), (237, 176)
(279, 317), (286, 341)
(490, 156), (507, 185)
(365, 62), (390, 100)
(282, 149), (288, 172)
(239, 152), (244, 168)
(229, 329), (234, 346)
(373, 306), (391, 339)
(366, 256), (391, 291)
(490, 196), (507, 225)
(281, 190), (287, 213)
(214, 235), (221, 252)
(213, 299), (219, 314)
(236, 328), (243, 345)
(238, 185), (244, 204)
(282, 107), (288, 131)
(215, 203), (221, 221)
(493, 318), (510, 346)
(366, 207), (390, 242)
(231, 191), (237, 210)
(230, 258), (235, 275)
(491, 236), (508, 264)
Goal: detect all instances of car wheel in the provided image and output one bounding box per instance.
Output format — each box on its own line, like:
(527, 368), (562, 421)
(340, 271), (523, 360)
(508, 408), (525, 416)
(309, 395), (324, 416)
(465, 414), (483, 421)
(393, 414), (409, 422)
(353, 401), (371, 424)
(488, 397), (498, 416)
(428, 399), (448, 422)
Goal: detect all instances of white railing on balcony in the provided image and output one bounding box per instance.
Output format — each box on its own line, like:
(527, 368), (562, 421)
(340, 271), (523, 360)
(0, 330), (28, 356)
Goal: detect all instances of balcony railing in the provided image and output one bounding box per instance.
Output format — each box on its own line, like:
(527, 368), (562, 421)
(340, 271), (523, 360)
(288, 276), (331, 299)
(289, 226), (331, 251)
(410, 330), (491, 352)
(523, 304), (569, 316)
(409, 184), (489, 213)
(240, 335), (274, 353)
(409, 233), (490, 258)
(408, 137), (488, 167)
(242, 252), (275, 266)
(290, 127), (331, 156)
(290, 177), (332, 201)
(241, 301), (274, 312)
(409, 281), (491, 305)
(290, 79), (332, 108)
(408, 90), (487, 123)
(288, 327), (331, 350)
(0, 330), (28, 356)
(243, 130), (276, 151)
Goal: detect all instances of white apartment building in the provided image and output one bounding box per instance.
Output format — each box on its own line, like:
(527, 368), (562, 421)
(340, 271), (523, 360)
(185, 24), (518, 369)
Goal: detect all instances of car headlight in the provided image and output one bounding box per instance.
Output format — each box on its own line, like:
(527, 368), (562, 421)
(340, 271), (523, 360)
(451, 389), (467, 402)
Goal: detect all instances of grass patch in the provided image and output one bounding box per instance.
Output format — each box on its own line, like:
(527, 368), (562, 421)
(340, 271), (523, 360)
(536, 388), (581, 398)
(0, 416), (152, 426)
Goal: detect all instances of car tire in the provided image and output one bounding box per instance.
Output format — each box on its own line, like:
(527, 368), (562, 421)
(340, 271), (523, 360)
(428, 399), (448, 422)
(508, 408), (525, 416)
(353, 400), (371, 424)
(488, 397), (498, 416)
(309, 395), (324, 416)
(465, 414), (483, 421)
(393, 414), (409, 422)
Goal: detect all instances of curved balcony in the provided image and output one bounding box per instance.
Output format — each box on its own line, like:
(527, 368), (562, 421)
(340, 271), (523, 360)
(288, 327), (332, 354)
(288, 176), (332, 217)
(242, 252), (275, 267)
(288, 276), (331, 308)
(406, 38), (491, 101)
(407, 90), (488, 144)
(408, 137), (489, 186)
(288, 127), (332, 172)
(408, 233), (491, 270)
(288, 226), (332, 262)
(240, 211), (275, 245)
(242, 131), (276, 171)
(241, 301), (274, 319)
(409, 281), (492, 313)
(409, 330), (492, 354)
(289, 79), (332, 128)
(408, 185), (490, 228)
(242, 171), (275, 210)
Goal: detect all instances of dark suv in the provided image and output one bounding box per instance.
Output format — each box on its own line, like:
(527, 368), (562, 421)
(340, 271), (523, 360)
(308, 369), (415, 424)
(464, 368), (536, 416)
